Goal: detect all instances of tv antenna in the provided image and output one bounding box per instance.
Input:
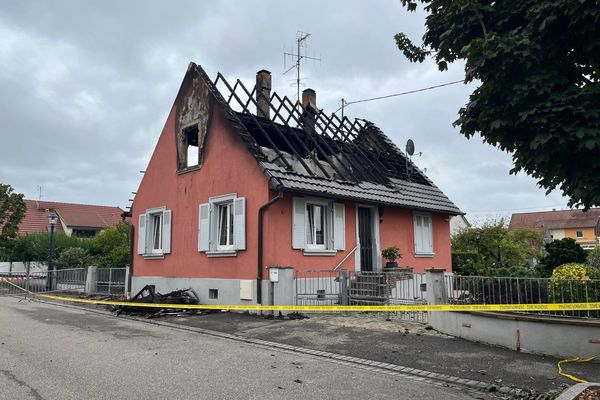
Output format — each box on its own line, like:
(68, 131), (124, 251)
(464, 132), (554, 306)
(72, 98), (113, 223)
(283, 31), (321, 102)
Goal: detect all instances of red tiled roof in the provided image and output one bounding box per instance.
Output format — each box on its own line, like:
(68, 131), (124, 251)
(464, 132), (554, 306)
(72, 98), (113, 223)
(508, 208), (600, 231)
(18, 200), (124, 235)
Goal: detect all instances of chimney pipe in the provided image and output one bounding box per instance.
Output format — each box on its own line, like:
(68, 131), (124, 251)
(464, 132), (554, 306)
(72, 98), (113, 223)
(255, 69), (272, 118)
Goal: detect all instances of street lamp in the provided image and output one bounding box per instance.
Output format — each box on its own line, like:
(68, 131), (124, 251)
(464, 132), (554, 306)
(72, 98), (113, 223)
(46, 212), (58, 291)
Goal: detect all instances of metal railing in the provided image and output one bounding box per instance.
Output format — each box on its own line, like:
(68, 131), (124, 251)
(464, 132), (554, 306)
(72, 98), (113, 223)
(0, 267), (127, 298)
(445, 275), (600, 319)
(295, 270), (350, 306)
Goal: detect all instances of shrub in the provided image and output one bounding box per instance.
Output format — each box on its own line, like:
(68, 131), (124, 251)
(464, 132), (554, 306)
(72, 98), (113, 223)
(55, 247), (91, 269)
(588, 246), (600, 270)
(539, 238), (587, 277)
(549, 263), (599, 303)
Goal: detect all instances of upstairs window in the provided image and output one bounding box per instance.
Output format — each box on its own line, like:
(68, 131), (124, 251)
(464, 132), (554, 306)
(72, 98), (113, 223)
(178, 125), (205, 171)
(576, 230), (583, 238)
(198, 194), (246, 256)
(137, 207), (172, 257)
(413, 212), (434, 256)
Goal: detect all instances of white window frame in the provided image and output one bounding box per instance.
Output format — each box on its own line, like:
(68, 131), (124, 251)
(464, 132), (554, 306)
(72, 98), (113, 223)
(150, 212), (163, 254)
(413, 212), (434, 257)
(292, 196), (345, 256)
(216, 201), (234, 251)
(198, 193), (245, 257)
(139, 206), (172, 258)
(305, 201), (328, 250)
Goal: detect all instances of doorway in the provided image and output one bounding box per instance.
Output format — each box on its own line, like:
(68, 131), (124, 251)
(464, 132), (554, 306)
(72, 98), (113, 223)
(357, 206), (377, 272)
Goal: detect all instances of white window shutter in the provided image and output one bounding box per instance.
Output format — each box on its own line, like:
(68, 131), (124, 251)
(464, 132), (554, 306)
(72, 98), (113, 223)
(414, 214), (422, 253)
(162, 210), (172, 254)
(137, 214), (146, 255)
(292, 197), (306, 249)
(425, 216), (433, 253)
(233, 197), (246, 250)
(333, 202), (345, 250)
(198, 203), (210, 252)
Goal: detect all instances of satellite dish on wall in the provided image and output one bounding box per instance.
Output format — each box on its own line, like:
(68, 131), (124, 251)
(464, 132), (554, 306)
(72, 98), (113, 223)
(406, 139), (415, 156)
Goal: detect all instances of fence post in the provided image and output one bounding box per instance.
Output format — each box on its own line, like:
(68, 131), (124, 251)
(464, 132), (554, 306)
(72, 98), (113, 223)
(340, 270), (349, 306)
(125, 265), (131, 299)
(85, 265), (98, 294)
(425, 268), (447, 305)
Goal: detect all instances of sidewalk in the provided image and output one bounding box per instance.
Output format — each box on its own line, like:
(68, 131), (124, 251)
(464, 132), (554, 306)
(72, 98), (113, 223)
(164, 312), (599, 396)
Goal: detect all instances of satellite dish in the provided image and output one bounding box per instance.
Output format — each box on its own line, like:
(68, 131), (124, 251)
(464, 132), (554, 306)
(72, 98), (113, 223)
(406, 139), (415, 156)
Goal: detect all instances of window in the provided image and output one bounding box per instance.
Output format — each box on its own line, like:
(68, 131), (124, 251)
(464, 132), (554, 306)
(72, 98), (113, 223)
(137, 207), (172, 256)
(178, 125), (205, 170)
(150, 212), (163, 253)
(198, 194), (246, 256)
(292, 197), (345, 255)
(576, 230), (583, 238)
(305, 203), (326, 249)
(413, 212), (433, 255)
(217, 202), (234, 250)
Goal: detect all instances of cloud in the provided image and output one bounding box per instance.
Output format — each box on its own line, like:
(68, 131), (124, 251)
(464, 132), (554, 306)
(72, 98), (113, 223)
(0, 0), (569, 221)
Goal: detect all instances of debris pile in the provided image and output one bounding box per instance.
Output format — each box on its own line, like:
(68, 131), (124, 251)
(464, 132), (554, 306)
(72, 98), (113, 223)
(114, 285), (202, 318)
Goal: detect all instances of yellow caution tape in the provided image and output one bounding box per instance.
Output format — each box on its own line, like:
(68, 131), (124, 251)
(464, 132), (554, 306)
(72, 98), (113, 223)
(5, 280), (600, 312)
(557, 356), (597, 383)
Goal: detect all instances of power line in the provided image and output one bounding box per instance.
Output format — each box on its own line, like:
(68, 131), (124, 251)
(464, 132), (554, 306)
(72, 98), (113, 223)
(335, 79), (463, 114)
(465, 204), (569, 214)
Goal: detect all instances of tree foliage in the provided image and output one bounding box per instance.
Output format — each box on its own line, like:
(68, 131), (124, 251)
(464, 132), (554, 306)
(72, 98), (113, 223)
(395, 0), (600, 208)
(6, 223), (131, 269)
(0, 183), (26, 256)
(539, 237), (587, 276)
(451, 219), (543, 276)
(589, 246), (600, 269)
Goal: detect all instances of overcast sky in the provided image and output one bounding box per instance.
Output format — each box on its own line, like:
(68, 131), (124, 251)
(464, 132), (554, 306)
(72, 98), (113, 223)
(0, 0), (570, 224)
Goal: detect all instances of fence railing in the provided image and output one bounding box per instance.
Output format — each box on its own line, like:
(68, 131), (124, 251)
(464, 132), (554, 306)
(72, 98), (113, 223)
(445, 275), (600, 319)
(0, 267), (128, 298)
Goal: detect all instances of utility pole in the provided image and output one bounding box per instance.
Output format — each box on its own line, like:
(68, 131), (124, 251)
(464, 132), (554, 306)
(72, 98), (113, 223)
(283, 31), (321, 102)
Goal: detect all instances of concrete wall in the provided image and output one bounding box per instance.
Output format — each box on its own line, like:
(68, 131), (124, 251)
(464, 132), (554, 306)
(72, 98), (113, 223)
(132, 275), (259, 305)
(428, 311), (600, 359)
(0, 261), (46, 274)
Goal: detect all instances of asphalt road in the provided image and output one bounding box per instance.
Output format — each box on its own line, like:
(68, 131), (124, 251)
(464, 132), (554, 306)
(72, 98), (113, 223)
(0, 297), (476, 400)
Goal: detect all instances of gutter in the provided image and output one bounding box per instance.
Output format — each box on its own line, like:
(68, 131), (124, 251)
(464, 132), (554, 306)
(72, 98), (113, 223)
(257, 189), (284, 305)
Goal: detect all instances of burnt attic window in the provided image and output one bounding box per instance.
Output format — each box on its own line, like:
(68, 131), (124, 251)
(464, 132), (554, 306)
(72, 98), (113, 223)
(179, 125), (201, 169)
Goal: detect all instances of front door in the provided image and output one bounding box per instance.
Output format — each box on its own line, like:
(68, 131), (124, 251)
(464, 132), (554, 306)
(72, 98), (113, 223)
(358, 207), (374, 272)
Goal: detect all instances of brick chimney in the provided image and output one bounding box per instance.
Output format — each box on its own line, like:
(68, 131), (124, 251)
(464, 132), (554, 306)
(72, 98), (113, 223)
(302, 88), (317, 111)
(255, 69), (272, 118)
(301, 88), (318, 131)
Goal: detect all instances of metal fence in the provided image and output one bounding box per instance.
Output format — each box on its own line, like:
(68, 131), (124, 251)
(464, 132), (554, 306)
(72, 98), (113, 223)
(295, 270), (349, 306)
(0, 267), (127, 298)
(445, 275), (600, 319)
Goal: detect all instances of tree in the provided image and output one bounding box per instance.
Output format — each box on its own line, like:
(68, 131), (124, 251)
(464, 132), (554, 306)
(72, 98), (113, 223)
(0, 183), (26, 261)
(539, 237), (587, 276)
(589, 246), (600, 269)
(451, 219), (543, 276)
(395, 1), (600, 208)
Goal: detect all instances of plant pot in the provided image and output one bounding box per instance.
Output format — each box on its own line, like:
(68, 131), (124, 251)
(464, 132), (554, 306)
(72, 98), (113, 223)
(384, 261), (398, 269)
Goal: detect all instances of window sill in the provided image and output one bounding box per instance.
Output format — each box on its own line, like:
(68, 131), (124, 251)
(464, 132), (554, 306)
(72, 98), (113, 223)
(176, 165), (202, 175)
(303, 249), (337, 257)
(414, 252), (435, 258)
(143, 254), (165, 260)
(206, 250), (237, 258)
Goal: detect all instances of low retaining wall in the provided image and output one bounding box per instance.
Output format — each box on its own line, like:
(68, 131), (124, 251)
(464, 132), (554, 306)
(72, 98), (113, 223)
(428, 311), (600, 359)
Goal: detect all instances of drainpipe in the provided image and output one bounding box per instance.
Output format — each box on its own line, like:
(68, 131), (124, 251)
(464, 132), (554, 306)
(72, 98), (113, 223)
(257, 189), (284, 305)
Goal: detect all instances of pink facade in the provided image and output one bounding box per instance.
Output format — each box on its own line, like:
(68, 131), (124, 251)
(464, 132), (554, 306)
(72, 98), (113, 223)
(131, 64), (456, 297)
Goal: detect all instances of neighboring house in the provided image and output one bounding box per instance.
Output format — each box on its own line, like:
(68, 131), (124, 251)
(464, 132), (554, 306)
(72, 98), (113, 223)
(450, 215), (471, 237)
(131, 63), (462, 305)
(0, 200), (124, 274)
(509, 208), (600, 249)
(18, 200), (124, 237)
